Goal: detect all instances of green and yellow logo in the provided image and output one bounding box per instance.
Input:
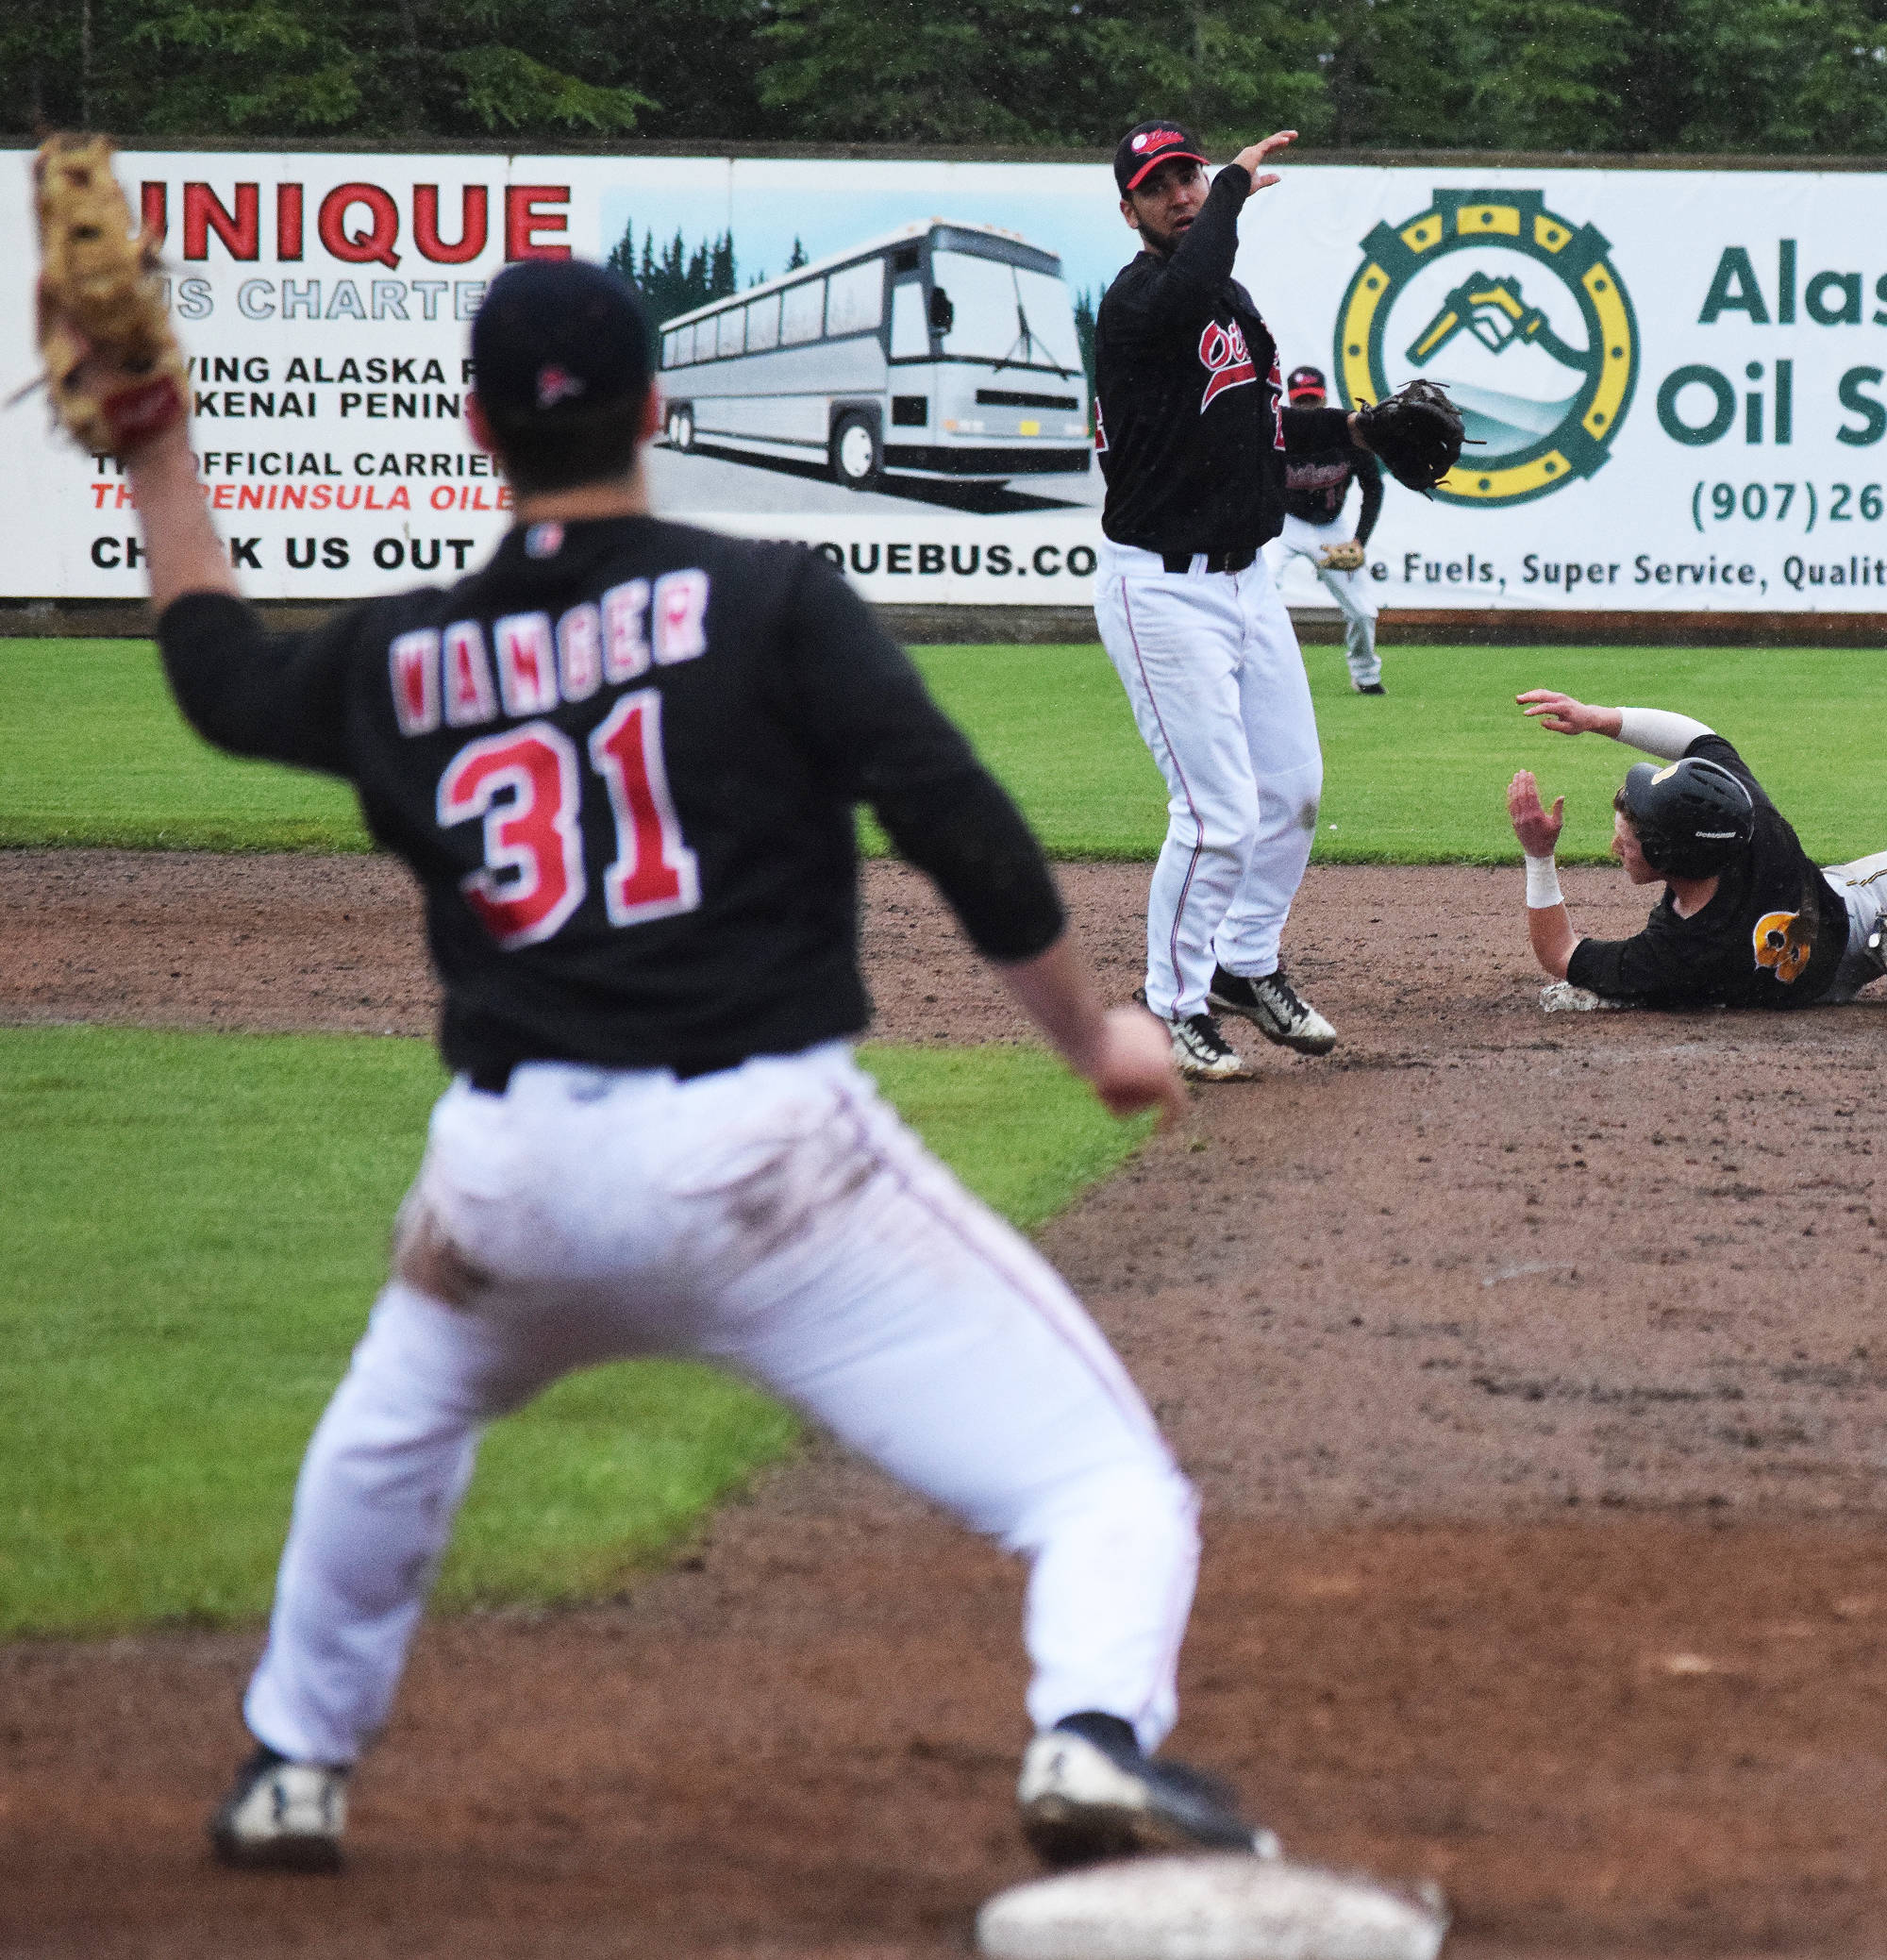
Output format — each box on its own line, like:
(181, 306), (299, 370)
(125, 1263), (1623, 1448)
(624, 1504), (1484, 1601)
(1334, 189), (1638, 507)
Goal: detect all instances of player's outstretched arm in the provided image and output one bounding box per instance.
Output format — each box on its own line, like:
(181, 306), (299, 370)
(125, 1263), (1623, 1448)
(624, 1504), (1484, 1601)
(1507, 769), (1580, 979)
(1520, 691), (1715, 759)
(998, 936), (1186, 1126)
(1515, 690), (1622, 738)
(126, 422), (241, 613)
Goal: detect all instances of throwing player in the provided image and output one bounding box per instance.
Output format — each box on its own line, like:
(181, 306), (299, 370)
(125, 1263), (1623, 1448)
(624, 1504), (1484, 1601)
(1093, 122), (1373, 1081)
(1267, 364), (1386, 695)
(1507, 689), (1887, 1008)
(34, 145), (1277, 1880)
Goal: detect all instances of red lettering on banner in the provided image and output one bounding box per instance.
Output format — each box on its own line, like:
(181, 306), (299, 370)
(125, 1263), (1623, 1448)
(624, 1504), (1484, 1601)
(1197, 319), (1257, 412)
(276, 183), (304, 260)
(141, 183), (167, 246)
(319, 184), (401, 268)
(505, 186), (571, 260)
(414, 185), (488, 263)
(183, 183), (259, 261)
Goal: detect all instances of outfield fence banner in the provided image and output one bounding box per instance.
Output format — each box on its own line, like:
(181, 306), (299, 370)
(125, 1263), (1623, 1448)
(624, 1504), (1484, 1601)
(2, 148), (1885, 612)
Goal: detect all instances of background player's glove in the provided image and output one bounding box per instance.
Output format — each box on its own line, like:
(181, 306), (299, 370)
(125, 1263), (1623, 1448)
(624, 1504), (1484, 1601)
(1354, 378), (1466, 496)
(1318, 541), (1366, 572)
(29, 134), (187, 458)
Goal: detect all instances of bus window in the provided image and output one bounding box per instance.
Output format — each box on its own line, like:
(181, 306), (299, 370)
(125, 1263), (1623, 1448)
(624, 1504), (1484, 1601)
(825, 260), (884, 337)
(1014, 267), (1083, 374)
(746, 292), (780, 352)
(781, 279), (826, 346)
(662, 328), (685, 369)
(690, 319), (713, 362)
(931, 251), (1078, 376)
(890, 282), (928, 360)
(717, 309), (745, 359)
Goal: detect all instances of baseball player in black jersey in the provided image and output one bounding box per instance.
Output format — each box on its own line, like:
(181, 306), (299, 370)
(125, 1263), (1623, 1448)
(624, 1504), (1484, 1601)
(1269, 365), (1386, 694)
(63, 259), (1281, 1876)
(1094, 121), (1382, 1081)
(1508, 690), (1887, 1009)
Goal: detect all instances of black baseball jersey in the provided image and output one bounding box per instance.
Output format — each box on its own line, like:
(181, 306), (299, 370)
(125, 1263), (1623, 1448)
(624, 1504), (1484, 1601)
(1094, 163), (1354, 561)
(1566, 735), (1848, 1009)
(1281, 444), (1383, 543)
(158, 517), (1064, 1079)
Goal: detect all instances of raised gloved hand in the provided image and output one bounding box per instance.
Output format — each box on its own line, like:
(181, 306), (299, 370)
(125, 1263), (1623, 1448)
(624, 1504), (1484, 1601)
(29, 134), (188, 458)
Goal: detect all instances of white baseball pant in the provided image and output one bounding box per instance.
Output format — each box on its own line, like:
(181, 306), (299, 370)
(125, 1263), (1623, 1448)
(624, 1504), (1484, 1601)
(1094, 538), (1324, 1022)
(1269, 513), (1381, 690)
(242, 1046), (1199, 1766)
(1824, 847), (1887, 999)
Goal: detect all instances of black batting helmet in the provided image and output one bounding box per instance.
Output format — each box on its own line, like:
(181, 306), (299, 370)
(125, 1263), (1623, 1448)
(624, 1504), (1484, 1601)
(1287, 364), (1328, 402)
(1616, 758), (1755, 878)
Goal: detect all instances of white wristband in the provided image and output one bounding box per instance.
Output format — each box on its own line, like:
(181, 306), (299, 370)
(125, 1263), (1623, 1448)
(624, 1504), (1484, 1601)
(1525, 854), (1563, 910)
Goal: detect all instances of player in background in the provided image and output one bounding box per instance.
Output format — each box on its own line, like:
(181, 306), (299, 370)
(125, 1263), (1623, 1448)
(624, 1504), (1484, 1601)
(1094, 121), (1382, 1081)
(57, 257), (1282, 1876)
(1507, 688), (1887, 1008)
(1266, 365), (1386, 695)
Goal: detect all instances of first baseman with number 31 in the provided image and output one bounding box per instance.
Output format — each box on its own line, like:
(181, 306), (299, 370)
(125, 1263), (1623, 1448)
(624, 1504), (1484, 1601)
(30, 136), (1282, 1879)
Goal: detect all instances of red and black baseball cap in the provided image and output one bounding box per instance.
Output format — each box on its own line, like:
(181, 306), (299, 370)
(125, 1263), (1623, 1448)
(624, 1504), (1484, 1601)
(471, 259), (651, 421)
(1287, 365), (1328, 402)
(1114, 120), (1210, 194)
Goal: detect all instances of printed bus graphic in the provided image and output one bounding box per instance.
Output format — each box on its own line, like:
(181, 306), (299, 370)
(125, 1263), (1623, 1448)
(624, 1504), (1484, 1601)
(658, 221), (1091, 490)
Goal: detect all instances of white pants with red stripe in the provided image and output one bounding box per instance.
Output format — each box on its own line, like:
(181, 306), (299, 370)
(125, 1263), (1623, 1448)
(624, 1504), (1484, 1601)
(1094, 539), (1324, 1021)
(242, 1047), (1198, 1767)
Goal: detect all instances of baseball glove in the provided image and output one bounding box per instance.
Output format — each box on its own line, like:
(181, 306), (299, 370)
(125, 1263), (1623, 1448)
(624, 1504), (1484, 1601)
(1317, 540), (1366, 572)
(1354, 378), (1467, 496)
(31, 134), (187, 458)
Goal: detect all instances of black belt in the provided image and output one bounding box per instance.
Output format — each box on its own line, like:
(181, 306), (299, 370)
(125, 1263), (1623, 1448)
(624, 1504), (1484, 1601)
(1162, 545), (1256, 575)
(469, 1057), (727, 1095)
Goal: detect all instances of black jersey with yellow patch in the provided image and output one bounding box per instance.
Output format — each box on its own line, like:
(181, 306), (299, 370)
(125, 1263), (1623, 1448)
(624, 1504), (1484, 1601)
(1567, 735), (1848, 1009)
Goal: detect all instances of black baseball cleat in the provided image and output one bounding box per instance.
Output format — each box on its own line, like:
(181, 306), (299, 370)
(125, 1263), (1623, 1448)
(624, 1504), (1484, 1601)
(1354, 680), (1387, 695)
(1017, 1711), (1280, 1868)
(209, 1743), (348, 1872)
(1168, 1011), (1251, 1081)
(1208, 964), (1337, 1055)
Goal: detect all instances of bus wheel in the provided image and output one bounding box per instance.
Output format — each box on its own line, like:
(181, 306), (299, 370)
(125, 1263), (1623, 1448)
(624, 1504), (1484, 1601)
(831, 413), (881, 489)
(670, 407), (694, 452)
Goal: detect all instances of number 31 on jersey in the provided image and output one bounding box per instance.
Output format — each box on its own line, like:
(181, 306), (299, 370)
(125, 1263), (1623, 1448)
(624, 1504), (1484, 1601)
(436, 691), (700, 949)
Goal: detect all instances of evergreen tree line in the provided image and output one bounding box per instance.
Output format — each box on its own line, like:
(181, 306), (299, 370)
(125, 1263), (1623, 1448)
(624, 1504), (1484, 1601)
(6, 0), (1885, 155)
(605, 222), (812, 323)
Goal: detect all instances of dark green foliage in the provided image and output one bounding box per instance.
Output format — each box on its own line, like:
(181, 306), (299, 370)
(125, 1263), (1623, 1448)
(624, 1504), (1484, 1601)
(2, 0), (1882, 153)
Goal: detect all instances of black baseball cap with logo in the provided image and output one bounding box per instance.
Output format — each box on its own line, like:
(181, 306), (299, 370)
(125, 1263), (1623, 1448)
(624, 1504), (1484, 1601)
(1114, 120), (1210, 194)
(1287, 365), (1328, 401)
(471, 260), (651, 422)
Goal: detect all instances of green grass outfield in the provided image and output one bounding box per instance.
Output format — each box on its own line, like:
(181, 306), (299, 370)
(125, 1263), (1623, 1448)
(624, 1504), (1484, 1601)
(0, 1026), (1147, 1638)
(8, 636), (1883, 863)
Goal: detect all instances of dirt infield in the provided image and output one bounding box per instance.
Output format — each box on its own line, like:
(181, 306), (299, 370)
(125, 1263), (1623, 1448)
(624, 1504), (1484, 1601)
(4, 850), (1886, 1959)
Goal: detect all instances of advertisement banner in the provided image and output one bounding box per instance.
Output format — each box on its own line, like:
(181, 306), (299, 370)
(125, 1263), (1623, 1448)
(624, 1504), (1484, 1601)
(2, 149), (1884, 611)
